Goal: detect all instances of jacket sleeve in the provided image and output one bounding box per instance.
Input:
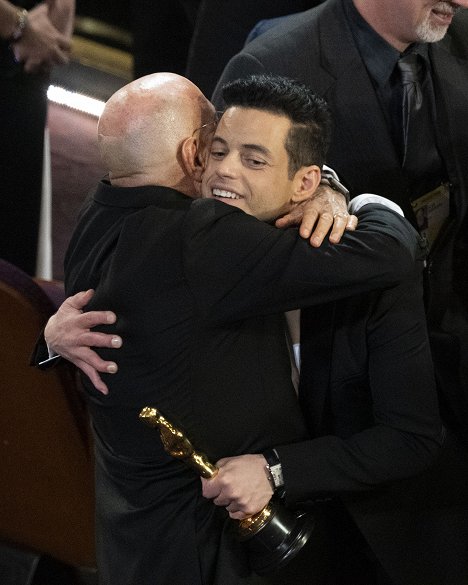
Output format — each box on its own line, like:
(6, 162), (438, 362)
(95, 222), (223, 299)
(183, 199), (423, 325)
(275, 273), (443, 504)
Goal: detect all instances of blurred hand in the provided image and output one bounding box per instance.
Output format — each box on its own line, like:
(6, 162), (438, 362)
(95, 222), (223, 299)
(12, 2), (71, 74)
(45, 289), (122, 395)
(46, 0), (75, 38)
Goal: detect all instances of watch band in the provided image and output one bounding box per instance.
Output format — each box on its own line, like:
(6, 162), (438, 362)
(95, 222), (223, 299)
(320, 169), (350, 203)
(263, 449), (285, 497)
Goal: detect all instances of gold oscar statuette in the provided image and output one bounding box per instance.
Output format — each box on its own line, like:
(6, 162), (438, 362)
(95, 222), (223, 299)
(139, 406), (314, 575)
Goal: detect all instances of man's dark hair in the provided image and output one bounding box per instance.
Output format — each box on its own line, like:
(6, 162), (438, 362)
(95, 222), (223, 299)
(221, 74), (332, 177)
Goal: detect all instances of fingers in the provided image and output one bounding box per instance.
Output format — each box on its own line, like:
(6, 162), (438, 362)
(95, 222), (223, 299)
(65, 290), (118, 329)
(346, 213), (358, 231)
(81, 311), (118, 329)
(294, 207), (318, 239)
(203, 455), (272, 520)
(81, 348), (118, 374)
(303, 211), (356, 246)
(76, 361), (110, 396)
(214, 494), (259, 517)
(328, 212), (351, 244)
(275, 206), (304, 229)
(228, 509), (250, 520)
(53, 44), (71, 65)
(57, 34), (72, 53)
(45, 290), (121, 394)
(77, 331), (122, 349)
(213, 495), (231, 507)
(307, 211), (334, 247)
(201, 476), (221, 500)
(67, 289), (95, 310)
(62, 345), (118, 373)
(22, 57), (46, 74)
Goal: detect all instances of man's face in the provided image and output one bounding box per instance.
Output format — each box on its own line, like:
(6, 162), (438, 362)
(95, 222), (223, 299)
(413, 1), (467, 42)
(201, 107), (299, 222)
(356, 0), (467, 49)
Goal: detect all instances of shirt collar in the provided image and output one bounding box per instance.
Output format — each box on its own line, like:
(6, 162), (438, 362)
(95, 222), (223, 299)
(93, 178), (192, 209)
(343, 0), (429, 87)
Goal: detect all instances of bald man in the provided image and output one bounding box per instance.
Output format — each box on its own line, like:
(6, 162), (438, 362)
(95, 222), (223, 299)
(41, 73), (427, 585)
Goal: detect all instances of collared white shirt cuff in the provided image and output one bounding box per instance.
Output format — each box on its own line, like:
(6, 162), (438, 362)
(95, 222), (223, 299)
(348, 194), (404, 217)
(292, 343), (301, 371)
(48, 344), (59, 359)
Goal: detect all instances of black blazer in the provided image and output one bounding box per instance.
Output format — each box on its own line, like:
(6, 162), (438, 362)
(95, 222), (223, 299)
(276, 285), (468, 585)
(212, 0), (468, 448)
(63, 180), (428, 585)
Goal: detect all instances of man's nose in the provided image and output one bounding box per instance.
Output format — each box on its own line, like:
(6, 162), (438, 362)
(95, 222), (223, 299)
(216, 154), (239, 177)
(453, 0), (468, 7)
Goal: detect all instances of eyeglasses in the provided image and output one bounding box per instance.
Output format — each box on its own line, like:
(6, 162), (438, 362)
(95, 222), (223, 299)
(192, 111), (224, 137)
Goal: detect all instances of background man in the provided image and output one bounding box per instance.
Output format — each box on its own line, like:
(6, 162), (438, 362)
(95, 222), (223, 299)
(38, 73), (433, 585)
(213, 0), (468, 447)
(0, 0), (74, 275)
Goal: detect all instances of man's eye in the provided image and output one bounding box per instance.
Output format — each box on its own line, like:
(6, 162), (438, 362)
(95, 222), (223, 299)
(210, 150), (225, 159)
(246, 158), (266, 168)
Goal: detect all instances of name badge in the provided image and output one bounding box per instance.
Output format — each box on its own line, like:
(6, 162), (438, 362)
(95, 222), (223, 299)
(411, 183), (450, 249)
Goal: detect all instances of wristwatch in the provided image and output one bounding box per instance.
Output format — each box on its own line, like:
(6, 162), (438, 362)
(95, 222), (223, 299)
(320, 169), (350, 203)
(263, 449), (285, 497)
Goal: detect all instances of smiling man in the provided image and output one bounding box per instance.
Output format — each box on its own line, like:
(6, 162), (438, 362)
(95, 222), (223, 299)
(213, 0), (468, 453)
(39, 73), (438, 585)
(203, 105), (324, 222)
(201, 74), (468, 585)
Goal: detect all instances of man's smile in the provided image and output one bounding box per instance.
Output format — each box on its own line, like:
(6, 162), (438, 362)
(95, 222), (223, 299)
(431, 1), (459, 25)
(212, 188), (242, 200)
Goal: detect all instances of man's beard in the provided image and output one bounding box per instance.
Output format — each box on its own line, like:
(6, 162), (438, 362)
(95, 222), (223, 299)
(415, 2), (460, 43)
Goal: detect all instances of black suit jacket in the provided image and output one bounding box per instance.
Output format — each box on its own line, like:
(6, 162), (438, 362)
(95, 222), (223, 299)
(63, 180), (429, 585)
(212, 0), (468, 450)
(276, 284), (468, 585)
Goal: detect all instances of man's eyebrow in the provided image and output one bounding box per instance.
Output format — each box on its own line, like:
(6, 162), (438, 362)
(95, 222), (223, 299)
(241, 143), (271, 157)
(211, 136), (272, 158)
(211, 136), (228, 147)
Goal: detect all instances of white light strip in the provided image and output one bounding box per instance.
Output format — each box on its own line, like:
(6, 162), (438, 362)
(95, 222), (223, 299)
(47, 84), (105, 118)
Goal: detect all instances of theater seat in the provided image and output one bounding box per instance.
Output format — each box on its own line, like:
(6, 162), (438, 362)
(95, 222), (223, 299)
(0, 259), (96, 578)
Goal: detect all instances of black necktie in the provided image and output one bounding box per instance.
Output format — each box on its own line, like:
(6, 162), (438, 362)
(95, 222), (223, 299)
(397, 53), (424, 168)
(395, 53), (443, 195)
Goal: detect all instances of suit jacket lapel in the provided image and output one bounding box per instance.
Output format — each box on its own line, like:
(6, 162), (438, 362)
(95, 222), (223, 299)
(313, 0), (411, 209)
(430, 35), (468, 219)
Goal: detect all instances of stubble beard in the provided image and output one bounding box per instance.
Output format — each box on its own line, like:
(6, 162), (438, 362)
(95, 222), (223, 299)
(415, 2), (460, 43)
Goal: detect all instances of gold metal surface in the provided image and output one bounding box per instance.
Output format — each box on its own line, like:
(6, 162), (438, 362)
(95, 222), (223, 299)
(139, 407), (217, 479)
(139, 406), (272, 533)
(238, 506), (273, 536)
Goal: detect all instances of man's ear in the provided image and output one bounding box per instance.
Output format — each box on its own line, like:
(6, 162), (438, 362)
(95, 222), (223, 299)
(181, 136), (205, 188)
(291, 165), (321, 204)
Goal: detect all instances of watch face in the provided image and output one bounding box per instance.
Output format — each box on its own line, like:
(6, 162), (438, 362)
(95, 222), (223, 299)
(270, 465), (284, 488)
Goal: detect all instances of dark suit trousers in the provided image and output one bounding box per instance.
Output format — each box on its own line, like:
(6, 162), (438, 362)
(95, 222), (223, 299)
(0, 63), (47, 275)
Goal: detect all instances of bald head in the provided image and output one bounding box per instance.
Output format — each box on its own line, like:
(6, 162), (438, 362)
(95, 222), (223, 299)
(98, 73), (215, 193)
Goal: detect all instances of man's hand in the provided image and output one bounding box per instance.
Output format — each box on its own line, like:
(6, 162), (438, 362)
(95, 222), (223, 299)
(275, 184), (358, 247)
(44, 289), (122, 395)
(201, 454), (272, 520)
(46, 0), (75, 38)
(12, 2), (71, 74)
